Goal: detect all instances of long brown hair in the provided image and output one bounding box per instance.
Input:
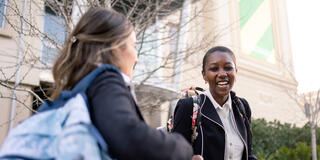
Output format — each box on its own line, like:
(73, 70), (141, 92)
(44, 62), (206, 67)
(51, 7), (133, 100)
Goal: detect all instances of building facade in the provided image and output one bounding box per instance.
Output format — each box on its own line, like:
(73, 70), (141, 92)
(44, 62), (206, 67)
(140, 0), (305, 127)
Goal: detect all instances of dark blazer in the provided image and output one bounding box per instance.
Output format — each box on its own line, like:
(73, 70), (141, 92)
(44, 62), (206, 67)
(172, 91), (257, 160)
(87, 69), (193, 160)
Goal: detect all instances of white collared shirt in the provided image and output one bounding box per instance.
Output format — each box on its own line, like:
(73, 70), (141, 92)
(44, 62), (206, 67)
(121, 73), (137, 102)
(204, 90), (244, 160)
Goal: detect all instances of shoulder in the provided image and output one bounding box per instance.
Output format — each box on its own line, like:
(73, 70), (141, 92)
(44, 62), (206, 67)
(87, 69), (126, 97)
(174, 94), (206, 118)
(239, 97), (251, 113)
(237, 97), (252, 118)
(176, 97), (193, 108)
(95, 69), (123, 83)
(231, 91), (252, 116)
(174, 95), (199, 114)
(173, 97), (194, 119)
(177, 94), (205, 106)
(172, 97), (194, 135)
(92, 69), (125, 88)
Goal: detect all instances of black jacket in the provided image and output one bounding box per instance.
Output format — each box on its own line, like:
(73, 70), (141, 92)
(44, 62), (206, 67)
(87, 69), (193, 160)
(172, 91), (257, 160)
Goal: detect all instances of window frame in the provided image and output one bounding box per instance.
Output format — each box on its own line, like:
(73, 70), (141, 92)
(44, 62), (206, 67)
(41, 3), (67, 66)
(0, 0), (7, 29)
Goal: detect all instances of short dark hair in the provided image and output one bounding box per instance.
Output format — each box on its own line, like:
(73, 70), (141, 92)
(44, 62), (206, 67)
(202, 46), (236, 73)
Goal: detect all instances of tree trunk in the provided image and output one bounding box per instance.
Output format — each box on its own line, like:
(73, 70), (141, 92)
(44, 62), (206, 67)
(311, 122), (317, 160)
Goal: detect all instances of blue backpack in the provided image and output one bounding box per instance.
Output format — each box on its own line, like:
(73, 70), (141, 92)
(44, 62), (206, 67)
(0, 64), (119, 160)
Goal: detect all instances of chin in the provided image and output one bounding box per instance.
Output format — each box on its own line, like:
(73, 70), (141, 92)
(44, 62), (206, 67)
(217, 91), (230, 97)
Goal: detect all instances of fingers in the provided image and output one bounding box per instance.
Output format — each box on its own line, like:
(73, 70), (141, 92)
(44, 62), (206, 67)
(180, 86), (204, 98)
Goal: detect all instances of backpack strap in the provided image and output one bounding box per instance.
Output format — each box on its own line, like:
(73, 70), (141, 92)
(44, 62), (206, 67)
(191, 94), (202, 144)
(236, 99), (246, 117)
(233, 97), (253, 153)
(39, 64), (120, 112)
(70, 64), (120, 94)
(236, 98), (250, 123)
(167, 87), (203, 144)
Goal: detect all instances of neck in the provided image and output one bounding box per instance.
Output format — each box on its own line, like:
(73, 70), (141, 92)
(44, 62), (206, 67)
(210, 91), (229, 106)
(120, 69), (132, 79)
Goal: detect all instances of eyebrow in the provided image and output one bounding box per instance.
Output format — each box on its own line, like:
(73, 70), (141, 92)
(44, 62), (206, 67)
(208, 62), (233, 65)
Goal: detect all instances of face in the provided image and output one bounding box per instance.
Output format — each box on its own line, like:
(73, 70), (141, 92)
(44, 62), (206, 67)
(202, 51), (237, 100)
(112, 31), (138, 79)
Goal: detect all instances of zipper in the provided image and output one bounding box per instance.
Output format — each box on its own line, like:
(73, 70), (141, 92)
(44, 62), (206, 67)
(199, 95), (206, 157)
(200, 124), (204, 156)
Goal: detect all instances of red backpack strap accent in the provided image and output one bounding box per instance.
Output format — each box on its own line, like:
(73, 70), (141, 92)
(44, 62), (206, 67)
(191, 94), (202, 144)
(167, 87), (204, 145)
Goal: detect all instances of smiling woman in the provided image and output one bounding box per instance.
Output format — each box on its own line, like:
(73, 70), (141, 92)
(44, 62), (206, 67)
(201, 47), (237, 106)
(172, 46), (257, 160)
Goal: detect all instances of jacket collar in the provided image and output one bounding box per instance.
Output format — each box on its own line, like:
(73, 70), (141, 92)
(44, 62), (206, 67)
(119, 72), (144, 121)
(200, 91), (247, 141)
(200, 94), (224, 128)
(204, 90), (232, 111)
(231, 91), (248, 142)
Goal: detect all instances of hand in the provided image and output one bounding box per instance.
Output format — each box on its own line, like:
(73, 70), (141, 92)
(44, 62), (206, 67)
(180, 86), (204, 98)
(192, 155), (203, 160)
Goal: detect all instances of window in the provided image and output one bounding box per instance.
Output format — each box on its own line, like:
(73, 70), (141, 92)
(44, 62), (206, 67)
(0, 0), (7, 28)
(42, 4), (67, 65)
(168, 25), (178, 60)
(134, 24), (162, 82)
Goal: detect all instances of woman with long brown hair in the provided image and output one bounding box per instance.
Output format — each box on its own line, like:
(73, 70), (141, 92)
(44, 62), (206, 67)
(51, 7), (192, 160)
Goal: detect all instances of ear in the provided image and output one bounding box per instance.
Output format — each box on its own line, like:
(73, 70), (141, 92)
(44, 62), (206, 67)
(202, 71), (208, 82)
(111, 44), (125, 61)
(234, 68), (238, 82)
(110, 44), (118, 54)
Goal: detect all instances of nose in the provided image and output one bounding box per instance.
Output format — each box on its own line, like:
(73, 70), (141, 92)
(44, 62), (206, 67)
(217, 70), (227, 78)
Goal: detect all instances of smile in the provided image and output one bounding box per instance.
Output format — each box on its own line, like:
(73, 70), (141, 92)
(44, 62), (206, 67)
(216, 81), (229, 87)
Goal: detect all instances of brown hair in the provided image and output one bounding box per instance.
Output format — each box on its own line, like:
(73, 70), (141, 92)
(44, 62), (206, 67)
(51, 7), (133, 100)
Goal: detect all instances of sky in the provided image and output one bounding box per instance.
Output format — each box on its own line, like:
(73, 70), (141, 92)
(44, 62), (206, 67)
(286, 0), (320, 93)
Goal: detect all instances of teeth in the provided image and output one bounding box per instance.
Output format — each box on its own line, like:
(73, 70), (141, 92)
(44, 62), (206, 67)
(217, 82), (228, 85)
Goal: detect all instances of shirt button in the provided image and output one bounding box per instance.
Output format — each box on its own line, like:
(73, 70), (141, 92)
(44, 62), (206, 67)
(230, 143), (232, 146)
(229, 155), (232, 159)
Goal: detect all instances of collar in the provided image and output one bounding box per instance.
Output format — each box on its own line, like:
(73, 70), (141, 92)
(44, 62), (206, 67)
(204, 90), (232, 110)
(120, 72), (132, 86)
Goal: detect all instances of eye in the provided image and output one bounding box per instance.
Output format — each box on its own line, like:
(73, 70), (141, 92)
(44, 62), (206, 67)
(209, 67), (218, 72)
(224, 66), (234, 71)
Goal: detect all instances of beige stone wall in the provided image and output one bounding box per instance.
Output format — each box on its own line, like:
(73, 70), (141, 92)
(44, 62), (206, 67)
(0, 84), (33, 145)
(235, 67), (306, 126)
(0, 86), (13, 145)
(0, 0), (42, 86)
(0, 0), (43, 145)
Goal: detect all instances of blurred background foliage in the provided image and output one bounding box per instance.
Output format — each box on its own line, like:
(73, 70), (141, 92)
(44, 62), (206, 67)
(252, 118), (320, 160)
